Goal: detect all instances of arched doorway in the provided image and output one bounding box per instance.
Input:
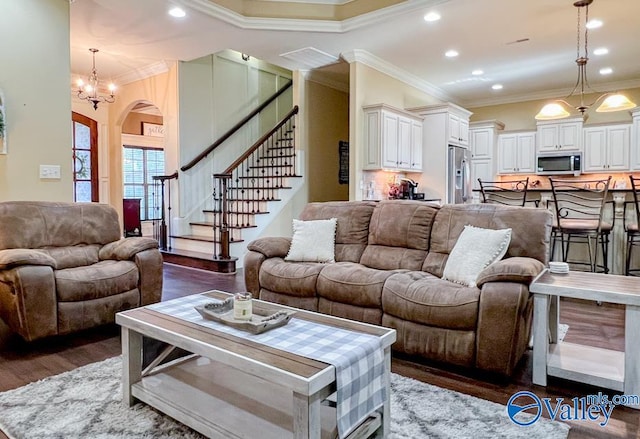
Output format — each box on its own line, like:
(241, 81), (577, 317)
(121, 102), (164, 236)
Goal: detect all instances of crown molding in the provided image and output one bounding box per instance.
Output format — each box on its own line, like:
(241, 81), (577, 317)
(181, 0), (449, 33)
(341, 49), (454, 103)
(113, 61), (171, 85)
(463, 78), (640, 109)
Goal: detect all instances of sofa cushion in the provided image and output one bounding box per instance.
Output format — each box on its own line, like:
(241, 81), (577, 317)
(55, 260), (139, 302)
(285, 218), (337, 263)
(40, 244), (101, 270)
(258, 258), (324, 298)
(382, 271), (480, 331)
(316, 262), (397, 307)
(360, 201), (438, 270)
(423, 204), (552, 277)
(299, 201), (377, 263)
(0, 201), (121, 249)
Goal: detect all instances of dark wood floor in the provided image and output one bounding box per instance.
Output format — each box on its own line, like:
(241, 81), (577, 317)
(0, 263), (636, 438)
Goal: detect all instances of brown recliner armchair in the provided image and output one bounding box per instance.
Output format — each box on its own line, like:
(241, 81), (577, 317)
(0, 201), (163, 341)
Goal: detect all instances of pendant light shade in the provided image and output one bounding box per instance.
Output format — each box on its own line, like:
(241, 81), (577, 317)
(596, 94), (637, 113)
(535, 103), (571, 120)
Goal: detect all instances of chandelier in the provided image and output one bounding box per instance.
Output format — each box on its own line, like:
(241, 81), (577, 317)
(535, 0), (636, 120)
(76, 48), (116, 110)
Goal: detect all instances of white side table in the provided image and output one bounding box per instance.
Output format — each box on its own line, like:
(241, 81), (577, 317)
(530, 269), (640, 409)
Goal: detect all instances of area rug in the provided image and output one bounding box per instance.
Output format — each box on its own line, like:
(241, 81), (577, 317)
(0, 357), (569, 439)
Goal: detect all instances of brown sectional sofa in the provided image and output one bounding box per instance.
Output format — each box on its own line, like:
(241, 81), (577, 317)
(0, 201), (163, 341)
(244, 200), (553, 376)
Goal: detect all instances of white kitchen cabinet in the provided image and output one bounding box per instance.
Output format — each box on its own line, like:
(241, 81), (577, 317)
(537, 118), (583, 152)
(363, 104), (423, 172)
(448, 114), (470, 147)
(498, 132), (536, 174)
(470, 159), (493, 191)
(469, 120), (505, 189)
(631, 110), (640, 171)
(583, 124), (630, 172)
(407, 102), (473, 202)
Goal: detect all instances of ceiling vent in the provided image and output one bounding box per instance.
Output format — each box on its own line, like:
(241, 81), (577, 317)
(280, 47), (339, 69)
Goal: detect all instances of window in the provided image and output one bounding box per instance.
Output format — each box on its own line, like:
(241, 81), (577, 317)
(123, 146), (165, 220)
(72, 112), (98, 202)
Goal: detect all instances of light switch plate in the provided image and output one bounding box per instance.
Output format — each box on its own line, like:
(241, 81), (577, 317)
(40, 165), (61, 179)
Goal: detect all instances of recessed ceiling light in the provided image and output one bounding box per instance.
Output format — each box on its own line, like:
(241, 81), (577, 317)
(586, 19), (603, 29)
(423, 12), (441, 22)
(168, 7), (186, 18)
(593, 47), (609, 56)
(472, 69), (484, 76)
(492, 84), (503, 90)
(445, 50), (459, 58)
(599, 67), (613, 75)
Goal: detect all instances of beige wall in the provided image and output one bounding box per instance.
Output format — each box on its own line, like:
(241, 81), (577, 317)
(470, 87), (640, 131)
(107, 64), (179, 221)
(307, 80), (349, 202)
(122, 113), (163, 135)
(0, 0), (72, 201)
(348, 62), (443, 200)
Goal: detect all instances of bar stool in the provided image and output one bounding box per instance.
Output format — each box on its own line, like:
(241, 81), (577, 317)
(625, 175), (640, 276)
(549, 176), (612, 273)
(478, 177), (529, 206)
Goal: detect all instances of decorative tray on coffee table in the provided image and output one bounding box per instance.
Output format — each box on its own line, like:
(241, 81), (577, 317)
(194, 297), (296, 334)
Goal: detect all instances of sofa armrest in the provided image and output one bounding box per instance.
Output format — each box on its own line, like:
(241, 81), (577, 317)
(99, 237), (159, 261)
(0, 265), (57, 341)
(247, 237), (292, 258)
(475, 280), (533, 376)
(0, 249), (57, 270)
(476, 257), (545, 288)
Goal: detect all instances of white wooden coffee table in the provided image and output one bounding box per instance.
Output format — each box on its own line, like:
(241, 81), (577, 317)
(116, 290), (396, 439)
(530, 269), (640, 408)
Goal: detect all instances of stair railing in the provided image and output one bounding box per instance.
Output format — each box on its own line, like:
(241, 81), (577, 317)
(151, 171), (178, 250)
(213, 105), (299, 259)
(181, 80), (293, 172)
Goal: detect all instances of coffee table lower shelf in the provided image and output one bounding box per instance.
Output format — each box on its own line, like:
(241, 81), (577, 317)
(131, 355), (380, 439)
(547, 342), (624, 392)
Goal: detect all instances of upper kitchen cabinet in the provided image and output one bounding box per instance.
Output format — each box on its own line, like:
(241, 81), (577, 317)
(410, 103), (473, 148)
(497, 131), (536, 174)
(631, 110), (640, 171)
(583, 124), (631, 172)
(362, 104), (423, 172)
(537, 118), (583, 152)
(469, 120), (505, 190)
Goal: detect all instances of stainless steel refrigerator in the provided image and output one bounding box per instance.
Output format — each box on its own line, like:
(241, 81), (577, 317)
(447, 145), (471, 204)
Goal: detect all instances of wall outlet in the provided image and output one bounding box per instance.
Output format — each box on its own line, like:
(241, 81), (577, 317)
(39, 165), (61, 179)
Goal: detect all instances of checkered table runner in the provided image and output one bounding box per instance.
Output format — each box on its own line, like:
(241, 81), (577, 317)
(147, 294), (386, 438)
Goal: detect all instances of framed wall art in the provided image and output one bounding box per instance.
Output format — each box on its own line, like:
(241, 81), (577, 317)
(142, 122), (165, 137)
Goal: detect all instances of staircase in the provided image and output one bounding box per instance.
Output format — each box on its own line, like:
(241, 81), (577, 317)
(162, 106), (300, 273)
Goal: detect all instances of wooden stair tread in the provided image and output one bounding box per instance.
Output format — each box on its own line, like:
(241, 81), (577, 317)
(238, 175), (301, 179)
(170, 234), (245, 243)
(190, 222), (258, 229)
(225, 198), (281, 202)
(203, 210), (269, 215)
(161, 249), (237, 273)
(227, 186), (292, 190)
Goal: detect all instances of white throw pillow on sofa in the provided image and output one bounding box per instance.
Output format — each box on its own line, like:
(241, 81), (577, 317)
(285, 218), (338, 263)
(442, 225), (512, 288)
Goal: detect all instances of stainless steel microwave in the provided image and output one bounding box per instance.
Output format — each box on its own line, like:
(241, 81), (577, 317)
(536, 152), (581, 175)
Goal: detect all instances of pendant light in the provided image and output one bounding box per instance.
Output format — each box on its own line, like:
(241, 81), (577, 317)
(535, 0), (636, 121)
